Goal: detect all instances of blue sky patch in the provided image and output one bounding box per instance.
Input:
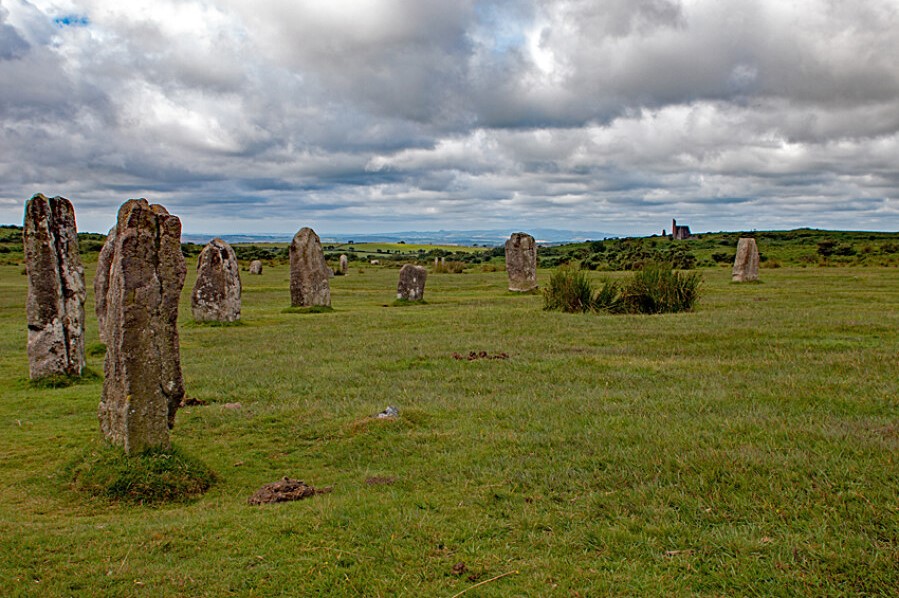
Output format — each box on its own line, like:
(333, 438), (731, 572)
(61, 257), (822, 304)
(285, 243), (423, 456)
(54, 15), (89, 28)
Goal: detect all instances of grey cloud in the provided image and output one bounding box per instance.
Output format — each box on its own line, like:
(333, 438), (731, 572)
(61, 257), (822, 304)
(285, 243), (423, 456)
(0, 0), (897, 235)
(0, 6), (29, 59)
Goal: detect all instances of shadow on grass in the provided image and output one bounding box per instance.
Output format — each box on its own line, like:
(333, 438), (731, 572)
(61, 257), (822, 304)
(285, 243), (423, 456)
(85, 342), (106, 357)
(182, 319), (246, 328)
(281, 305), (335, 314)
(28, 367), (101, 389)
(391, 298), (428, 307)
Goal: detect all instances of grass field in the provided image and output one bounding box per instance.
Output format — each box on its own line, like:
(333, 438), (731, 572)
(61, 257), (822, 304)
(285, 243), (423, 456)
(1, 262), (897, 596)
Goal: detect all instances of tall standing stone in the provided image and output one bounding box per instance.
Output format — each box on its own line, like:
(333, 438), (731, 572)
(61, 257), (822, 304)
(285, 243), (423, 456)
(23, 194), (86, 379)
(249, 260), (263, 275)
(339, 254), (348, 275)
(191, 238), (241, 322)
(94, 226), (116, 343)
(98, 199), (186, 454)
(397, 264), (427, 301)
(732, 238), (760, 282)
(289, 227), (331, 307)
(505, 232), (537, 292)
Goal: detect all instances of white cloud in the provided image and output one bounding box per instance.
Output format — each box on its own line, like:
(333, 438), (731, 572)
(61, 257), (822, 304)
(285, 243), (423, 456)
(0, 0), (897, 234)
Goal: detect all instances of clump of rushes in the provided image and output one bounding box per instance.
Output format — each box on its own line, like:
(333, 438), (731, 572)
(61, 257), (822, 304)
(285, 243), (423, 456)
(618, 263), (702, 314)
(543, 264), (701, 314)
(542, 266), (596, 313)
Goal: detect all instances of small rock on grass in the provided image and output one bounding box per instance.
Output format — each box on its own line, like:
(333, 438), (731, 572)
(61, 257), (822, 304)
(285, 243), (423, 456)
(376, 406), (399, 418)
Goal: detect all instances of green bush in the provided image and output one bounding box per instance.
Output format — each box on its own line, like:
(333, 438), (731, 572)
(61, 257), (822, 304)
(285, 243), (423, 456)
(432, 260), (466, 274)
(593, 279), (624, 313)
(619, 264), (702, 314)
(542, 266), (595, 313)
(543, 264), (701, 315)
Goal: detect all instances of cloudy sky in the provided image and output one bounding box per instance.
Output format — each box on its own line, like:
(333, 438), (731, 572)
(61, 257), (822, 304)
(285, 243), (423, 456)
(1, 0), (898, 236)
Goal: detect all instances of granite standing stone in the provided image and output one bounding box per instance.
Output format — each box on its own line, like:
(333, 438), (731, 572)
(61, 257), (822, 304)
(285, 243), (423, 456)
(249, 260), (263, 275)
(397, 264), (427, 301)
(23, 194), (86, 379)
(289, 227), (331, 307)
(339, 254), (348, 275)
(97, 199), (186, 454)
(505, 232), (537, 292)
(94, 226), (116, 344)
(732, 238), (760, 282)
(191, 238), (241, 322)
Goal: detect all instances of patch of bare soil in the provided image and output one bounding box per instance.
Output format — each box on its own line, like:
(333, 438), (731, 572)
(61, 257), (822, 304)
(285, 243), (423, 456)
(452, 351), (509, 361)
(364, 476), (396, 486)
(179, 397), (207, 407)
(248, 477), (332, 505)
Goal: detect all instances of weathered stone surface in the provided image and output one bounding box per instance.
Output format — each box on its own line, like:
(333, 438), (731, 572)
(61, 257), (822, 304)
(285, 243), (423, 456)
(248, 260), (263, 275)
(289, 227), (331, 307)
(732, 238), (760, 282)
(23, 193), (86, 379)
(191, 238), (241, 322)
(339, 254), (348, 275)
(397, 264), (427, 301)
(94, 226), (116, 343)
(505, 232), (537, 292)
(98, 199), (186, 454)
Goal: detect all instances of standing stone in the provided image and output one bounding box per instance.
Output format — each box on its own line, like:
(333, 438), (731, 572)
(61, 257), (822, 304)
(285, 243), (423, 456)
(98, 199), (186, 454)
(289, 227), (331, 307)
(505, 232), (537, 292)
(732, 238), (760, 282)
(397, 264), (427, 301)
(249, 260), (263, 275)
(23, 194), (86, 379)
(191, 238), (241, 322)
(339, 254), (348, 275)
(94, 226), (116, 344)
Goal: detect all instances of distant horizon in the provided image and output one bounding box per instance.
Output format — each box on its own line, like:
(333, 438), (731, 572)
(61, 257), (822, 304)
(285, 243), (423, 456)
(3, 222), (898, 238)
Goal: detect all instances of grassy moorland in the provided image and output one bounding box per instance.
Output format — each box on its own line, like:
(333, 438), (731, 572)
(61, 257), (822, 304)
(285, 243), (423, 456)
(540, 229), (899, 270)
(0, 257), (897, 595)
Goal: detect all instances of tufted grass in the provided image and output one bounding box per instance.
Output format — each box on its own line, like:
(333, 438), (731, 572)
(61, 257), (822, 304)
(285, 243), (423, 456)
(66, 443), (216, 504)
(0, 262), (897, 595)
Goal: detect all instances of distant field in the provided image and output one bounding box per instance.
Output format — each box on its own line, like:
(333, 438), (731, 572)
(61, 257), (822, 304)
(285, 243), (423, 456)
(3, 226), (897, 268)
(1, 262), (896, 595)
(321, 241), (486, 254)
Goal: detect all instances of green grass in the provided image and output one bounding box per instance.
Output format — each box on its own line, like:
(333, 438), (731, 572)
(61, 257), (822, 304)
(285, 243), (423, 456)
(0, 262), (897, 595)
(67, 443), (216, 504)
(27, 367), (101, 389)
(391, 298), (428, 307)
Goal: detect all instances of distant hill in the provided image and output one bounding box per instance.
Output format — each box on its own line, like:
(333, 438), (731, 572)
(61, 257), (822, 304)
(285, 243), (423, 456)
(180, 228), (618, 246)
